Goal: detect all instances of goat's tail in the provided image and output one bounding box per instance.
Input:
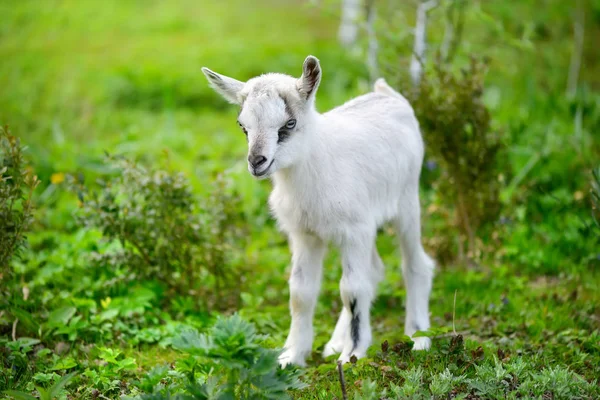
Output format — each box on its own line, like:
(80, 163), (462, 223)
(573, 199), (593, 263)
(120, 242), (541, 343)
(374, 78), (410, 105)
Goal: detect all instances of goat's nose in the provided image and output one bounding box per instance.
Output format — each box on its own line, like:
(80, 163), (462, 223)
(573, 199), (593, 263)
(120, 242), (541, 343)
(248, 154), (267, 169)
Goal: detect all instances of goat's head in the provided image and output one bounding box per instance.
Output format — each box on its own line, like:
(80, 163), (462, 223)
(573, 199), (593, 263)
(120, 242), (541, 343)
(202, 55), (321, 179)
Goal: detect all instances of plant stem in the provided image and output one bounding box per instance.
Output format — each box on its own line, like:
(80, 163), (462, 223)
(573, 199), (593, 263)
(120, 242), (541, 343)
(337, 361), (348, 400)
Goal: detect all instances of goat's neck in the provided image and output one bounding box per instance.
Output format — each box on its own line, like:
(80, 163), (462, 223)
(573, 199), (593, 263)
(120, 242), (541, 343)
(272, 110), (324, 189)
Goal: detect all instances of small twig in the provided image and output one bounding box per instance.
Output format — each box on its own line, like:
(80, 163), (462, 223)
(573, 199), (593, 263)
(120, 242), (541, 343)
(437, 330), (470, 339)
(337, 361), (348, 400)
(452, 289), (457, 335)
(12, 318), (18, 341)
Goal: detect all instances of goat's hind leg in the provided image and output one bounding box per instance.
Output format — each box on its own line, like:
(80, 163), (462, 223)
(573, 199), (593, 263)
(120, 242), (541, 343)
(323, 246), (378, 358)
(279, 232), (327, 367)
(322, 307), (350, 358)
(395, 195), (435, 350)
(324, 244), (384, 359)
(336, 231), (378, 363)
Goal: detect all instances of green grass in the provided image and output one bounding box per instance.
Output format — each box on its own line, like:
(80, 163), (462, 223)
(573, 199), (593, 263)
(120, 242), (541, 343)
(1, 0), (600, 399)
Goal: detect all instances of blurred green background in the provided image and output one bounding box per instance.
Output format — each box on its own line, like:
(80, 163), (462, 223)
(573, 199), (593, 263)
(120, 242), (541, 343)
(1, 0), (599, 398)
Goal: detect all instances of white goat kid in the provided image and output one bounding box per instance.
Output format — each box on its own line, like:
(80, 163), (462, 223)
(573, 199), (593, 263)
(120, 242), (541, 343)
(202, 56), (435, 367)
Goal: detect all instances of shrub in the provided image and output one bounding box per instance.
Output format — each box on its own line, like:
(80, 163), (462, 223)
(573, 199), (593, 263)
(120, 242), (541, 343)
(0, 126), (39, 272)
(405, 57), (505, 261)
(131, 314), (305, 399)
(70, 154), (248, 311)
(371, 2), (506, 262)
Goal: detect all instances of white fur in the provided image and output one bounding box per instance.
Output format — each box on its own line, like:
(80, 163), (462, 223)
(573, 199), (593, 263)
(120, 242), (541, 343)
(202, 56), (435, 367)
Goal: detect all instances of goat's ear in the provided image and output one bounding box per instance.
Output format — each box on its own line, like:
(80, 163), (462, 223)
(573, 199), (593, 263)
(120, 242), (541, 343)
(297, 55), (321, 100)
(201, 67), (245, 104)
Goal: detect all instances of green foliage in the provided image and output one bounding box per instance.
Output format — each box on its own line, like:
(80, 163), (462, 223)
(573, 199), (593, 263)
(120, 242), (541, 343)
(408, 57), (504, 261)
(592, 167), (600, 230)
(1, 338), (40, 391)
(131, 315), (305, 400)
(0, 126), (38, 272)
(469, 357), (511, 398)
(71, 154), (247, 311)
(429, 368), (466, 398)
(309, 337), (599, 400)
(97, 347), (137, 372)
(352, 379), (382, 400)
(4, 372), (76, 400)
(391, 366), (427, 399)
(520, 366), (596, 399)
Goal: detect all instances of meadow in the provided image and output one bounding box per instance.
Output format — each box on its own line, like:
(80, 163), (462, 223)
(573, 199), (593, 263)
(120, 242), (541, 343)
(1, 0), (599, 399)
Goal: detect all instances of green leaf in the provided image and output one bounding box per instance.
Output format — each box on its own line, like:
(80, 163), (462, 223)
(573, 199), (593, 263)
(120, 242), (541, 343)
(172, 329), (212, 355)
(3, 391), (38, 400)
(36, 348), (53, 358)
(32, 372), (59, 385)
(16, 337), (41, 349)
(50, 358), (77, 371)
(412, 330), (432, 338)
(413, 326), (452, 338)
(35, 386), (50, 400)
(49, 372), (77, 399)
(115, 357), (137, 371)
(98, 308), (119, 322)
(253, 350), (278, 375)
(47, 306), (77, 327)
(98, 347), (121, 363)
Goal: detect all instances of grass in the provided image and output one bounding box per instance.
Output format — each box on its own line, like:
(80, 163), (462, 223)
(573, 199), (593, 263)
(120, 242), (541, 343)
(1, 0), (600, 399)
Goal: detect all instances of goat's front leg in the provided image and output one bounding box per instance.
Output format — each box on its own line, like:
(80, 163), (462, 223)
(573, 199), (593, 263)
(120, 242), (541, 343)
(337, 231), (376, 363)
(279, 232), (327, 367)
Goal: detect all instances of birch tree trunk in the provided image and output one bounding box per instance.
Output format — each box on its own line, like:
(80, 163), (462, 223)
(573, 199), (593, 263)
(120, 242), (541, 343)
(365, 0), (378, 82)
(339, 0), (362, 47)
(410, 0), (438, 87)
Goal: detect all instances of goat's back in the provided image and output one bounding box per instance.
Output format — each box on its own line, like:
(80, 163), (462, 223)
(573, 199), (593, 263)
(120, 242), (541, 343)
(270, 90), (425, 238)
(322, 91), (424, 183)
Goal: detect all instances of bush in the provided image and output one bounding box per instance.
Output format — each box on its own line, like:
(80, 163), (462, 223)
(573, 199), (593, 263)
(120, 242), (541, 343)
(0, 126), (39, 325)
(130, 314), (305, 399)
(0, 126), (39, 272)
(70, 154), (248, 311)
(406, 57), (505, 261)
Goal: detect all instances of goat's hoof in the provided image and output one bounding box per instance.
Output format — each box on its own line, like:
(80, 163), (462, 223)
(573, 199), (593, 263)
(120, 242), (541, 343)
(412, 336), (431, 351)
(322, 341), (344, 358)
(337, 354), (350, 364)
(278, 349), (307, 368)
(338, 349), (365, 364)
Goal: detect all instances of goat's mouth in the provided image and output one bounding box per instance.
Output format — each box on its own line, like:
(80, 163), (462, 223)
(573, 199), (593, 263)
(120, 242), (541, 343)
(251, 159), (274, 178)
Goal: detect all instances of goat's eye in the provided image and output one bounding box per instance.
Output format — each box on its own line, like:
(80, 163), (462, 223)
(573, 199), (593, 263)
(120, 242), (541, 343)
(284, 119), (296, 129)
(237, 121), (248, 136)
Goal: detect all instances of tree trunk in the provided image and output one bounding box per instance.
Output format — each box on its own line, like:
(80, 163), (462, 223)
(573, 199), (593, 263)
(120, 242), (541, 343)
(365, 0), (378, 82)
(339, 0), (362, 47)
(410, 0), (438, 87)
